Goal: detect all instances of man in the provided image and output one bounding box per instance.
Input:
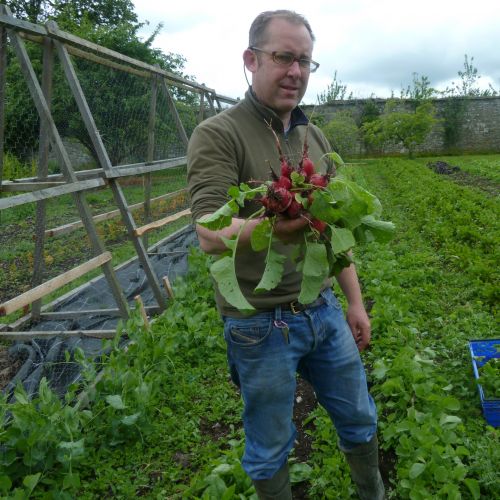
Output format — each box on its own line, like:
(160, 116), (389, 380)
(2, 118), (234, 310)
(187, 10), (385, 500)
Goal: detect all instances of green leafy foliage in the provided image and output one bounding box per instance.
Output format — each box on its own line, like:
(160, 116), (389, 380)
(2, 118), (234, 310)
(321, 111), (360, 159)
(362, 100), (438, 158)
(197, 158), (394, 313)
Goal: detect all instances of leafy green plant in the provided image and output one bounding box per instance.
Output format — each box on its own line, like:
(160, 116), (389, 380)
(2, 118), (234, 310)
(321, 111), (360, 158)
(362, 100), (438, 159)
(476, 354), (500, 400)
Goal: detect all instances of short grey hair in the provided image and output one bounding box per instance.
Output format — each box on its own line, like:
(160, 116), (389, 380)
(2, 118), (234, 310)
(249, 10), (315, 47)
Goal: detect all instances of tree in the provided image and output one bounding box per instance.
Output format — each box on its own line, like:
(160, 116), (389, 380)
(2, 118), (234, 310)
(400, 73), (436, 101)
(317, 70), (353, 104)
(4, 0), (196, 166)
(362, 100), (437, 159)
(442, 54), (498, 97)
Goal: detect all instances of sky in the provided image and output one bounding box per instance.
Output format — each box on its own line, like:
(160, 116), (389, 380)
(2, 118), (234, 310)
(133, 0), (500, 105)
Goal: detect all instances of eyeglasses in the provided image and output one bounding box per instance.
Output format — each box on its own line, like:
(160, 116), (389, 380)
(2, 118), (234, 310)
(249, 47), (320, 73)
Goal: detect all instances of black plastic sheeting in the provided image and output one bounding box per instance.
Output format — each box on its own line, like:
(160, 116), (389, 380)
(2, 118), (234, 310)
(4, 225), (199, 402)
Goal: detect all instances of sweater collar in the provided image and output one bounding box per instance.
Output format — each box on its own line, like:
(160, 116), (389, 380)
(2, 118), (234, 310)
(244, 87), (309, 133)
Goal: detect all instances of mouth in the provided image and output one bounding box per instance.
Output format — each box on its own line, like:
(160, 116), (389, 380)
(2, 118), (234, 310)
(280, 84), (300, 94)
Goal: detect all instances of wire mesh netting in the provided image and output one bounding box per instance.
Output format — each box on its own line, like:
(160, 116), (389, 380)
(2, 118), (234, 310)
(0, 17), (236, 401)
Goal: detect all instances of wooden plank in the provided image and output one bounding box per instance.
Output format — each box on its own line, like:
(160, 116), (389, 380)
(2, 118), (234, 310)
(0, 178), (106, 210)
(162, 276), (174, 298)
(32, 36), (54, 319)
(134, 295), (150, 329)
(0, 252), (112, 316)
(108, 158), (186, 177)
(0, 330), (117, 340)
(1, 181), (65, 191)
(160, 79), (189, 148)
(45, 189), (187, 237)
(40, 305), (160, 319)
(9, 156), (187, 184)
(0, 22), (6, 190)
(44, 21), (213, 94)
(134, 208), (191, 237)
(144, 71), (158, 249)
(0, 12), (46, 36)
(199, 90), (205, 122)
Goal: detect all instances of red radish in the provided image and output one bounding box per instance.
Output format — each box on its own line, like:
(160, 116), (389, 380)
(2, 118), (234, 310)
(264, 185), (293, 213)
(281, 161), (293, 178)
(301, 158), (315, 178)
(285, 198), (303, 219)
(277, 176), (292, 190)
(309, 173), (329, 187)
(310, 219), (327, 233)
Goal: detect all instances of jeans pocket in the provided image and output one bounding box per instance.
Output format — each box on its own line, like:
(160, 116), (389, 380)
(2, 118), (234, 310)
(224, 317), (273, 347)
(322, 287), (342, 310)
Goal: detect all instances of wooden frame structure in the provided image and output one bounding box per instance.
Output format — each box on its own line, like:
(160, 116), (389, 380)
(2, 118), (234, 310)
(0, 5), (238, 339)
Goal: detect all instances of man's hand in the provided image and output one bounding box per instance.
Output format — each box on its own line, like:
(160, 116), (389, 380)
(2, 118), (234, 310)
(346, 303), (371, 351)
(273, 216), (309, 244)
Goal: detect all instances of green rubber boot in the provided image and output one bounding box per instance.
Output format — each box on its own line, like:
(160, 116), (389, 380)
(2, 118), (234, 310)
(341, 435), (385, 500)
(252, 462), (292, 500)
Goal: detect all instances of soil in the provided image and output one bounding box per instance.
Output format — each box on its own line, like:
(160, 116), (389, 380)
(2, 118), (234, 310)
(291, 377), (318, 499)
(426, 160), (499, 196)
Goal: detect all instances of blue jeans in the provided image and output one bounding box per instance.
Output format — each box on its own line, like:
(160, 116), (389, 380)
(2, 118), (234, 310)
(223, 288), (378, 481)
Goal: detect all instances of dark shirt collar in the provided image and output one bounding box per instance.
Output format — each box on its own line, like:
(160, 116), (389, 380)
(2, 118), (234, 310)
(245, 87), (308, 133)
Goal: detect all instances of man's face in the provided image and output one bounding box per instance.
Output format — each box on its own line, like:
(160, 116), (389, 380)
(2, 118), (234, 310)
(246, 18), (314, 121)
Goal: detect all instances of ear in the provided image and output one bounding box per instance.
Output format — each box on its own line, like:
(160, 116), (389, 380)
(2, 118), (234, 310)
(243, 48), (258, 73)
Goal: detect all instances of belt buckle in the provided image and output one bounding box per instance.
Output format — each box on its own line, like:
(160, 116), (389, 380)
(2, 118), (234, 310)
(290, 300), (301, 314)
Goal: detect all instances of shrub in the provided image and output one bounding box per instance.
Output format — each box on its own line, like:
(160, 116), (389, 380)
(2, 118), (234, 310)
(321, 111), (360, 159)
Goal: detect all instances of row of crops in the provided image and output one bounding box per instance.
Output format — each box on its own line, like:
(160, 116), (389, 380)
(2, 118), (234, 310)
(0, 155), (498, 498)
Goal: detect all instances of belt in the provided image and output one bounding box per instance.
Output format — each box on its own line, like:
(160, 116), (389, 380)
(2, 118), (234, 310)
(280, 295), (326, 314)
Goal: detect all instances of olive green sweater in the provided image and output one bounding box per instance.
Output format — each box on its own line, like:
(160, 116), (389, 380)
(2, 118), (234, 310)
(187, 89), (333, 317)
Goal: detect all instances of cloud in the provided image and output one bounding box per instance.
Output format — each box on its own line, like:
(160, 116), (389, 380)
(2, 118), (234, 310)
(134, 0), (500, 103)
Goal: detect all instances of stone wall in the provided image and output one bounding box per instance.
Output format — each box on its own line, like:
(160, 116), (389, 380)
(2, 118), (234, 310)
(303, 96), (500, 157)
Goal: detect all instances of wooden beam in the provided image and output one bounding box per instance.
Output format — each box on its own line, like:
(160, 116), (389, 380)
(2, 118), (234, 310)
(39, 305), (160, 319)
(44, 21), (213, 94)
(134, 208), (191, 237)
(160, 79), (189, 148)
(0, 21), (6, 190)
(4, 156), (187, 185)
(0, 330), (117, 340)
(0, 178), (106, 210)
(0, 252), (112, 316)
(45, 189), (187, 237)
(1, 181), (65, 192)
(134, 295), (150, 329)
(162, 276), (174, 298)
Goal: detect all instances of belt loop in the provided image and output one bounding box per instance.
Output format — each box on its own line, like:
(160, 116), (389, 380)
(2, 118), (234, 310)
(274, 305), (282, 321)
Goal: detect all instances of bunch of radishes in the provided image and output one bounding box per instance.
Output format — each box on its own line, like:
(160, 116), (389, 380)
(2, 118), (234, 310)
(259, 127), (330, 235)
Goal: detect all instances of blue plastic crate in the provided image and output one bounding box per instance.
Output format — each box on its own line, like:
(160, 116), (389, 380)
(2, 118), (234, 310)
(468, 339), (500, 427)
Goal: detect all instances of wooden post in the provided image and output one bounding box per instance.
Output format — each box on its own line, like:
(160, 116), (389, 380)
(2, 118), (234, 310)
(134, 295), (150, 329)
(6, 15), (129, 318)
(144, 70), (158, 250)
(205, 92), (217, 117)
(32, 36), (54, 320)
(0, 22), (6, 195)
(198, 87), (205, 123)
(160, 78), (189, 149)
(162, 276), (174, 299)
(49, 25), (167, 310)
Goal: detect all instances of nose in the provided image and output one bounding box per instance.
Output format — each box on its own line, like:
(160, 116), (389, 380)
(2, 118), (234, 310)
(287, 60), (302, 78)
